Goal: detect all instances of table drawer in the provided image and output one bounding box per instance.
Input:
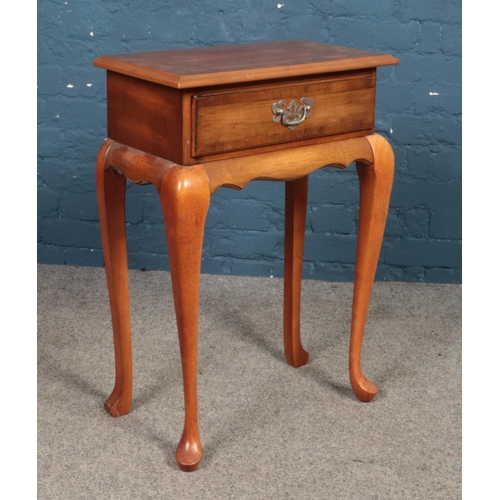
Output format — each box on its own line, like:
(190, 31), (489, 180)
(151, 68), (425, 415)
(192, 74), (375, 157)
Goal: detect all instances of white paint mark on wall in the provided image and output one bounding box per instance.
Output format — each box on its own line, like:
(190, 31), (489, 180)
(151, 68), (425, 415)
(277, 4), (284, 8)
(429, 92), (439, 96)
(56, 114), (60, 119)
(87, 83), (93, 87)
(90, 32), (94, 37)
(67, 84), (74, 88)
(390, 128), (393, 134)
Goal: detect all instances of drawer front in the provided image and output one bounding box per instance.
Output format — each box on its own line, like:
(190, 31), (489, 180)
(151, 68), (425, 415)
(192, 75), (375, 157)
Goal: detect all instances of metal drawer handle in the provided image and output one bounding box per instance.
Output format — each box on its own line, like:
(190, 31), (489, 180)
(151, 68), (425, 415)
(272, 97), (314, 130)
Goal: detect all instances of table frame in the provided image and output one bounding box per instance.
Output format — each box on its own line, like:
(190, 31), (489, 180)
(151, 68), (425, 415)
(96, 132), (394, 472)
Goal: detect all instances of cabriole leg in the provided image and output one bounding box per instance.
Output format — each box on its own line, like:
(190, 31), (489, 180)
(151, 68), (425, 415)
(96, 139), (133, 417)
(283, 176), (309, 367)
(158, 165), (210, 472)
(350, 134), (394, 402)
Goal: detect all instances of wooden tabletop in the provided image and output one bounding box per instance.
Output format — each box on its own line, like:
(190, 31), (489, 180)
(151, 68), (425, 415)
(93, 40), (399, 89)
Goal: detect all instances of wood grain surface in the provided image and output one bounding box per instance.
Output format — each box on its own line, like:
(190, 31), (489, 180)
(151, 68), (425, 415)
(94, 40), (400, 89)
(193, 73), (375, 156)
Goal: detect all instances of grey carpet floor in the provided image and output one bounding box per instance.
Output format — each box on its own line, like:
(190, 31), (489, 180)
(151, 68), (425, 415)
(38, 264), (461, 499)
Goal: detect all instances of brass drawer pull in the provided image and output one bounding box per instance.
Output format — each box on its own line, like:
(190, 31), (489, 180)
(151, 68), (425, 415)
(272, 97), (314, 130)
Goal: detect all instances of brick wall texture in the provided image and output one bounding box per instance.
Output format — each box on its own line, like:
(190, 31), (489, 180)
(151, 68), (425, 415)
(38, 0), (462, 283)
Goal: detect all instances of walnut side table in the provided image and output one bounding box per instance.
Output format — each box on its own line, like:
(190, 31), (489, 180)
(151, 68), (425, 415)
(93, 40), (400, 472)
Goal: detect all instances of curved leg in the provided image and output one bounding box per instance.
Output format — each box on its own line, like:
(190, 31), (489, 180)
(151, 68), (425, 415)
(96, 139), (133, 417)
(350, 134), (394, 402)
(283, 176), (309, 367)
(158, 165), (210, 472)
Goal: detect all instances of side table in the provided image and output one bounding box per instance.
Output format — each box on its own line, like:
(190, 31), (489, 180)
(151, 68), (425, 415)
(93, 40), (400, 471)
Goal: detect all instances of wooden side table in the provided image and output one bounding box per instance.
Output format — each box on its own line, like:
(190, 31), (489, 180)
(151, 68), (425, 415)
(93, 40), (399, 472)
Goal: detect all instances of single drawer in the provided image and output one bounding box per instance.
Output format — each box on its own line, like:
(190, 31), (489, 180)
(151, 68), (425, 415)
(192, 74), (376, 157)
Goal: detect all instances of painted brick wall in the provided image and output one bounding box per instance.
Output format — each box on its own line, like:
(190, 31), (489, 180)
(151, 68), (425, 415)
(37, 0), (462, 283)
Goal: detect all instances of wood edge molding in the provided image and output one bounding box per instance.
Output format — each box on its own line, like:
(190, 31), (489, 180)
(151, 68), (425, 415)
(94, 55), (399, 90)
(174, 56), (399, 89)
(93, 58), (183, 88)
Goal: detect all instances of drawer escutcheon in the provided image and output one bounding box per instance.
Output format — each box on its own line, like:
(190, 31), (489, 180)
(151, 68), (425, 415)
(272, 97), (314, 130)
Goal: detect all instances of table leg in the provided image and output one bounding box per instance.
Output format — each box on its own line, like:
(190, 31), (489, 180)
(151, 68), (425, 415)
(96, 139), (133, 417)
(283, 176), (309, 367)
(158, 165), (210, 472)
(350, 134), (394, 401)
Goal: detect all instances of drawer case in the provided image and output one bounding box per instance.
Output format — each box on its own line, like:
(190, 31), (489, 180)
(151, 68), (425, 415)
(95, 41), (398, 165)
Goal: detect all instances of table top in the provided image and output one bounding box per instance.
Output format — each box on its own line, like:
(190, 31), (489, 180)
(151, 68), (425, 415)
(93, 40), (399, 89)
